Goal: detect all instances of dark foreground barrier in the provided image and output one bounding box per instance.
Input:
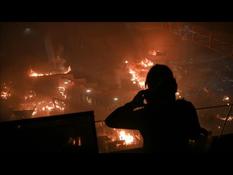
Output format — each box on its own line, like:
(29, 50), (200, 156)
(0, 111), (98, 152)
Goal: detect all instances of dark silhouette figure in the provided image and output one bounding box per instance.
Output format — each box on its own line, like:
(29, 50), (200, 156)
(105, 64), (207, 152)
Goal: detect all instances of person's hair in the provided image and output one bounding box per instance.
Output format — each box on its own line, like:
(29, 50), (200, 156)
(145, 64), (177, 95)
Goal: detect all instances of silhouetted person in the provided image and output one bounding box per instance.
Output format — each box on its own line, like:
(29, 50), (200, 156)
(105, 64), (207, 152)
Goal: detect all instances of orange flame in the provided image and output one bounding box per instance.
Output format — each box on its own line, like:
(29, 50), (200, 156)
(30, 99), (65, 117)
(29, 66), (71, 78)
(0, 84), (12, 100)
(126, 58), (154, 89)
(118, 130), (134, 145)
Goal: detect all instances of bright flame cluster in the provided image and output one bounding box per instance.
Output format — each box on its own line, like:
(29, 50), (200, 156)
(223, 96), (230, 102)
(57, 79), (73, 100)
(125, 58), (154, 88)
(29, 66), (71, 78)
(0, 83), (12, 100)
(31, 99), (65, 116)
(118, 130), (134, 145)
(25, 65), (73, 117)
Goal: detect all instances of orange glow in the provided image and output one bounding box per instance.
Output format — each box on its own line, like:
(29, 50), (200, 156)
(29, 66), (71, 78)
(21, 66), (73, 117)
(23, 64), (73, 117)
(28, 99), (65, 117)
(126, 58), (154, 89)
(118, 130), (134, 145)
(223, 96), (230, 102)
(24, 90), (36, 100)
(0, 83), (12, 100)
(57, 78), (73, 100)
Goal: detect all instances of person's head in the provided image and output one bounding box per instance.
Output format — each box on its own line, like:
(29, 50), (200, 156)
(144, 64), (177, 103)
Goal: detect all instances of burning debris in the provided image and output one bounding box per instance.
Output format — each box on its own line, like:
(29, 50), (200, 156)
(125, 58), (154, 89)
(95, 121), (143, 153)
(29, 66), (71, 78)
(118, 130), (134, 145)
(25, 65), (73, 117)
(0, 82), (12, 100)
(175, 90), (183, 99)
(223, 96), (230, 102)
(31, 99), (66, 116)
(0, 57), (75, 118)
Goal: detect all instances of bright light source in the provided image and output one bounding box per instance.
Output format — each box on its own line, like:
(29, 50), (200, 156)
(113, 97), (119, 101)
(86, 89), (92, 93)
(223, 96), (230, 102)
(124, 60), (128, 64)
(175, 91), (182, 99)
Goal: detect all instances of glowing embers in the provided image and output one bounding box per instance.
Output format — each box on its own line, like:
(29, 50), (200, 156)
(26, 69), (73, 116)
(118, 130), (134, 145)
(29, 66), (71, 78)
(125, 58), (154, 89)
(22, 90), (66, 117)
(175, 90), (182, 99)
(0, 82), (12, 100)
(85, 89), (92, 94)
(68, 136), (82, 147)
(139, 58), (154, 68)
(30, 98), (65, 117)
(113, 97), (119, 102)
(57, 78), (74, 100)
(58, 86), (66, 99)
(24, 90), (36, 101)
(223, 96), (230, 102)
(110, 129), (142, 147)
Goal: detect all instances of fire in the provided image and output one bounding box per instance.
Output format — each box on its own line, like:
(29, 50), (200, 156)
(29, 99), (65, 117)
(139, 58), (154, 68)
(63, 66), (71, 74)
(24, 90), (36, 100)
(118, 130), (134, 145)
(175, 90), (182, 99)
(21, 78), (70, 117)
(29, 66), (71, 78)
(57, 78), (73, 100)
(0, 83), (12, 100)
(22, 66), (73, 117)
(126, 58), (154, 88)
(223, 96), (230, 102)
(26, 65), (73, 116)
(58, 86), (67, 99)
(1, 91), (11, 100)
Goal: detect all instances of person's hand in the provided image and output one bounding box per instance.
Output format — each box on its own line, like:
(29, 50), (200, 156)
(129, 90), (147, 108)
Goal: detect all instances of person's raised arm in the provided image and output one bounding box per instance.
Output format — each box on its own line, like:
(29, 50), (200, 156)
(105, 90), (146, 129)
